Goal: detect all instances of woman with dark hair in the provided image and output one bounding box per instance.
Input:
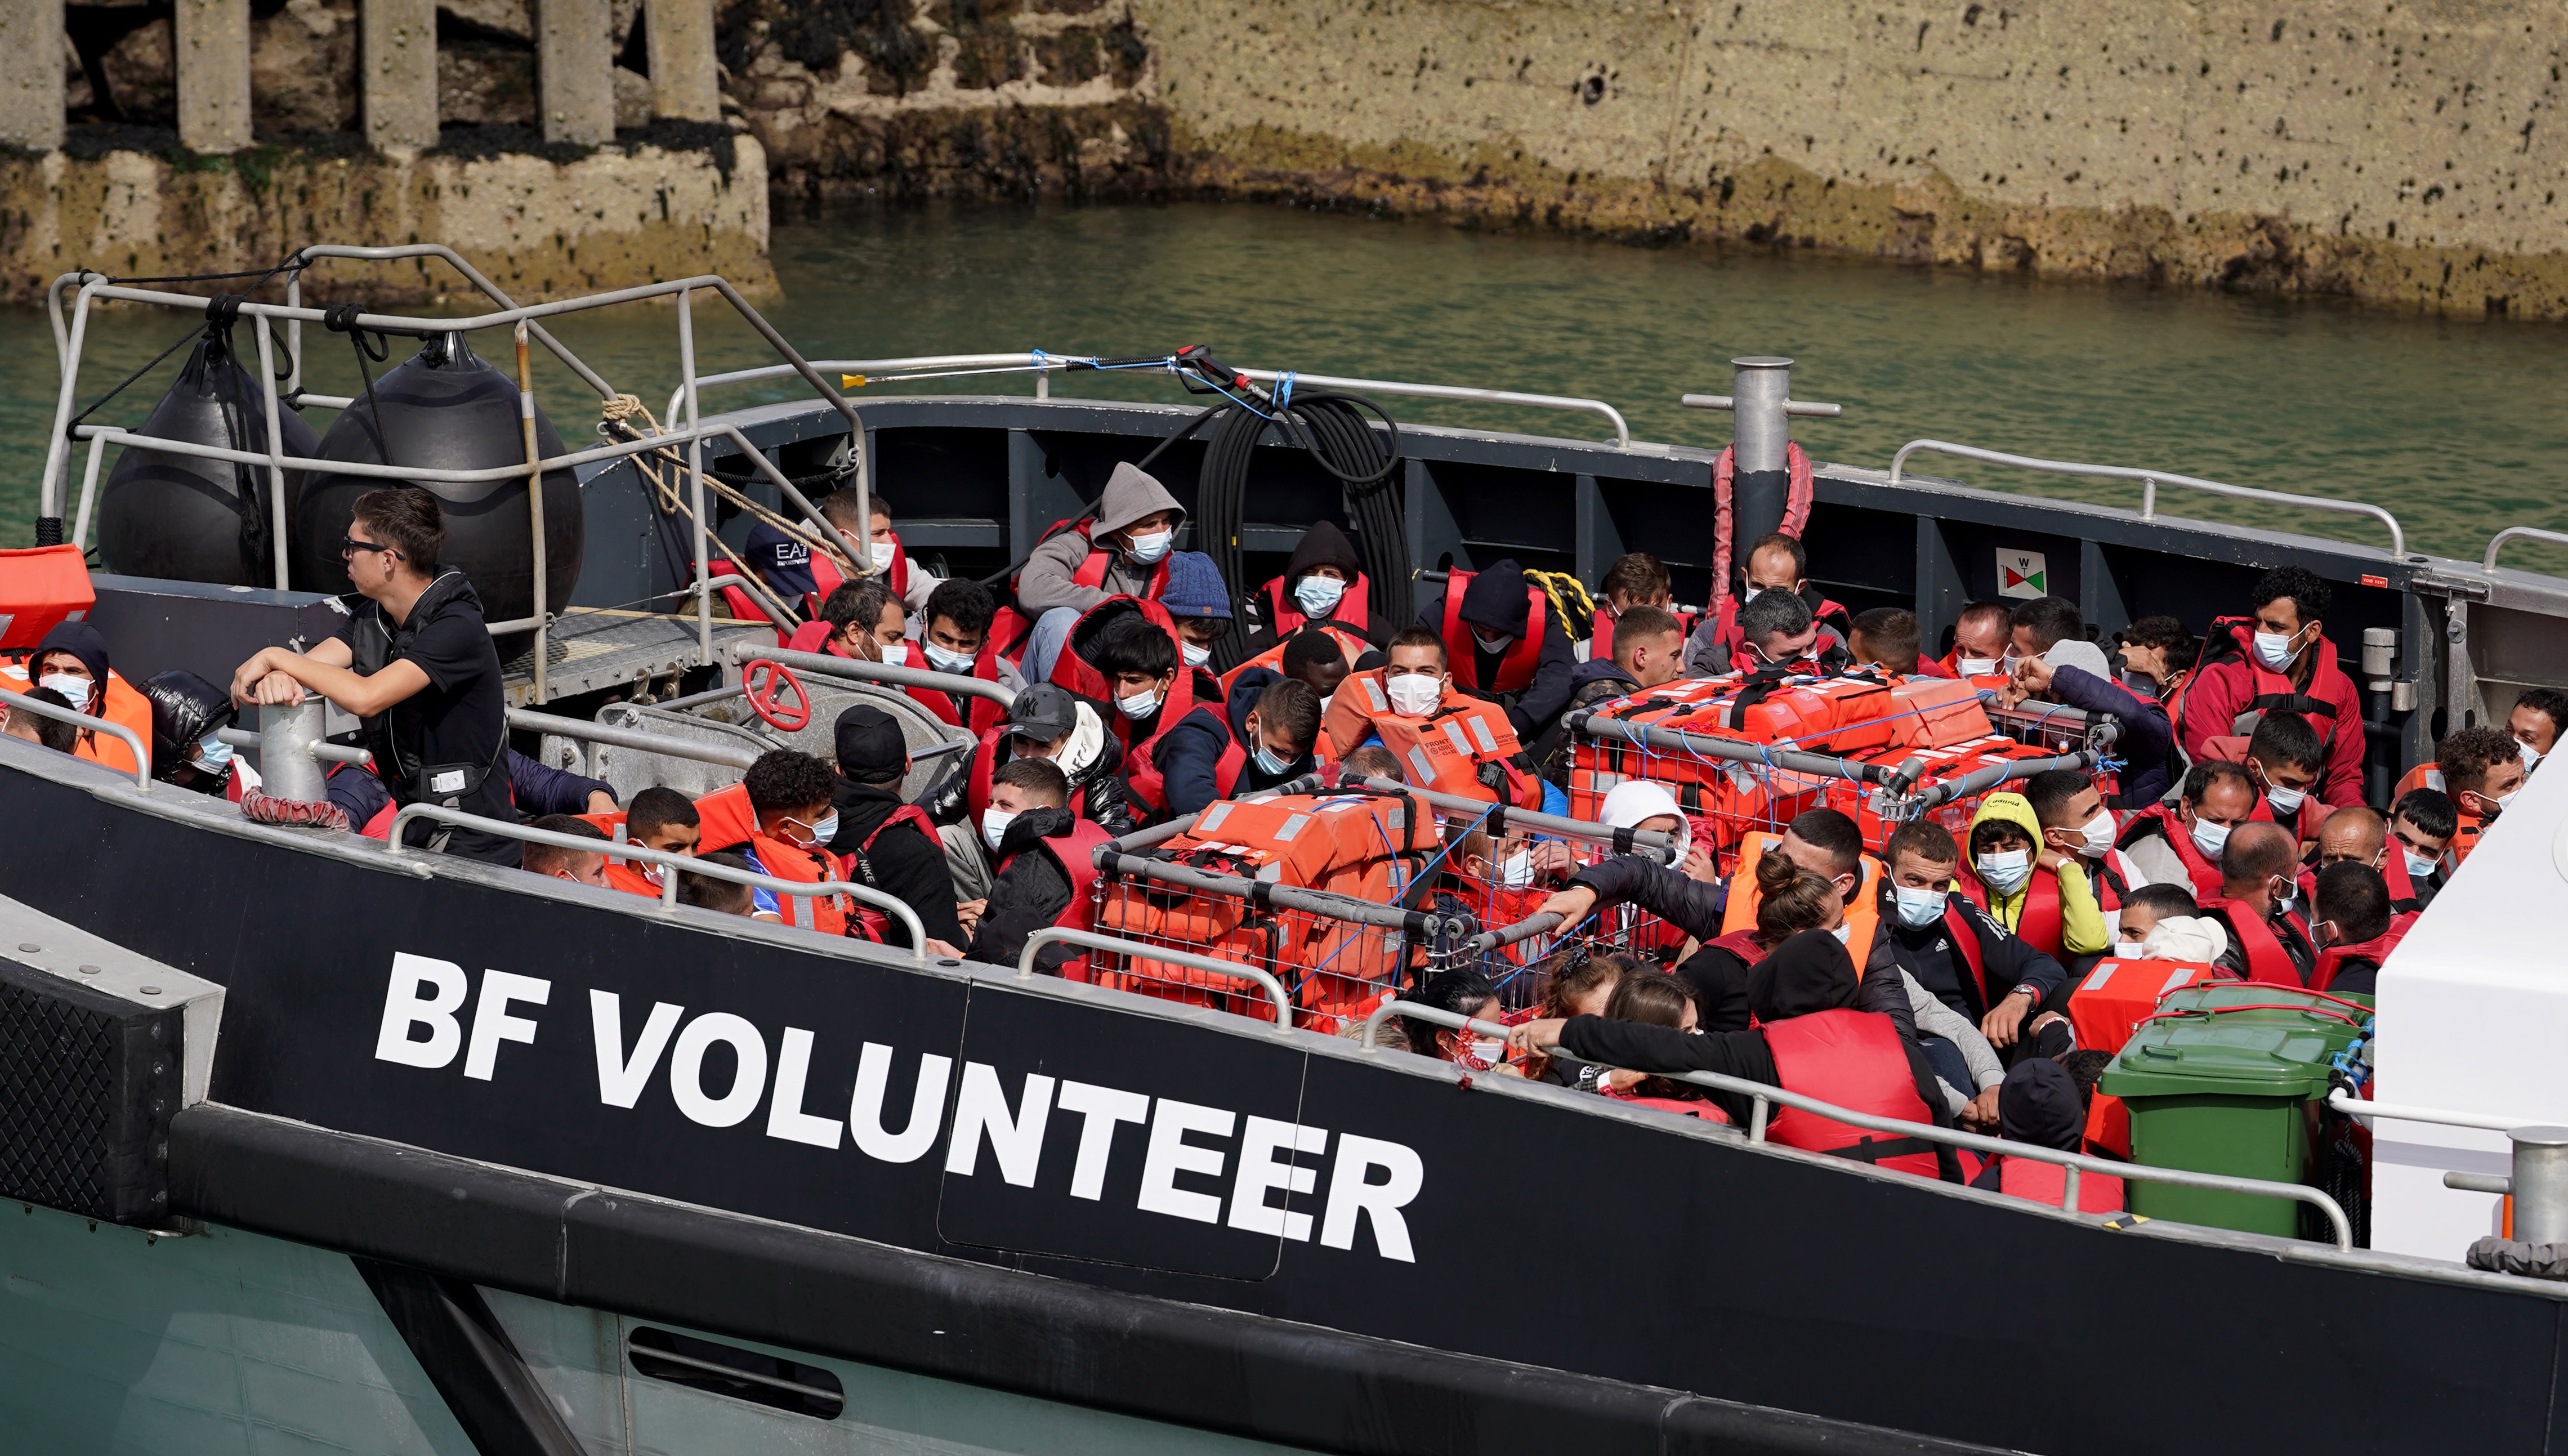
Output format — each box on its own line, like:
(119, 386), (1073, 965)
(1398, 968), (1521, 1076)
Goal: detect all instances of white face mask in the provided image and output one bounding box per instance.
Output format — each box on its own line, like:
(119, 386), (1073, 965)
(1830, 924), (1852, 945)
(1975, 849), (2033, 895)
(1180, 641), (1212, 668)
(923, 641), (976, 674)
(868, 539), (897, 571)
(2488, 788), (2520, 815)
(2190, 815), (2232, 859)
(2521, 738), (2544, 772)
(38, 672), (90, 706)
(1293, 575), (1347, 617)
(1385, 673), (1441, 718)
(1957, 656), (1999, 677)
(981, 809), (1016, 851)
(1470, 629), (1511, 655)
(2077, 808), (2116, 857)
(1496, 850), (1535, 889)
(1116, 687), (1162, 720)
(2113, 939), (2143, 959)
(2403, 847), (2440, 879)
(2253, 626), (2306, 671)
(1124, 529), (1174, 565)
(876, 641), (910, 668)
(1463, 1037), (1506, 1068)
(2265, 781), (2307, 817)
(1891, 884), (1945, 928)
(1739, 588), (1763, 607)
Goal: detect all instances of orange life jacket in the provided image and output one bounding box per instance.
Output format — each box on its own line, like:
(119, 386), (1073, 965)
(1761, 1008), (1943, 1180)
(1720, 830), (1884, 968)
(575, 808), (665, 898)
(1324, 670), (1540, 807)
(2066, 958), (2220, 1056)
(1438, 569), (1546, 693)
(76, 672), (153, 777)
(1220, 622), (1370, 701)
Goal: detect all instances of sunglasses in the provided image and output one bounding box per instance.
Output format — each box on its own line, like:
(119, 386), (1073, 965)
(340, 537), (395, 559)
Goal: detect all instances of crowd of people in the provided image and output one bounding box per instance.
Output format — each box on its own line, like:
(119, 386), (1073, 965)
(13, 467), (2547, 1214)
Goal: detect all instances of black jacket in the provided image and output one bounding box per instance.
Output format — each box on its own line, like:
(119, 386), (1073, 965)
(1413, 578), (1575, 741)
(1533, 656), (1638, 784)
(1150, 666), (1316, 818)
(925, 719), (1138, 837)
(1570, 855), (1917, 1040)
(827, 776), (966, 950)
(1878, 892), (2070, 1024)
(1240, 522), (1387, 655)
(966, 805), (1080, 971)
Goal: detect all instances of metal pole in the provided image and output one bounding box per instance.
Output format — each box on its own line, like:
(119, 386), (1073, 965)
(253, 316), (292, 588)
(1729, 356), (1794, 551)
(69, 434), (107, 552)
(680, 288), (711, 667)
(257, 696), (331, 803)
(285, 269), (302, 396)
(516, 323), (548, 702)
(2512, 1127), (2568, 1246)
(38, 282), (104, 542)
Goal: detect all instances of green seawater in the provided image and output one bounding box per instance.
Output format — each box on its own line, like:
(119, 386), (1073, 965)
(7, 200), (2565, 570)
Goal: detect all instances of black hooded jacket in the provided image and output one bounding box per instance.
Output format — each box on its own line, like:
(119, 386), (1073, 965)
(1559, 931), (1962, 1180)
(827, 775), (966, 950)
(1241, 521), (1385, 652)
(1968, 1058), (2087, 1193)
(1413, 561), (1575, 739)
(966, 805), (1081, 970)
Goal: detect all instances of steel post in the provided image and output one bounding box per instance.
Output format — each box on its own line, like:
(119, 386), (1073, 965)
(1729, 356), (1795, 550)
(258, 698), (331, 804)
(2511, 1126), (2568, 1246)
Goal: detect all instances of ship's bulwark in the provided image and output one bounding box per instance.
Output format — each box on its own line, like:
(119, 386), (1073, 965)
(3, 747), (2565, 1455)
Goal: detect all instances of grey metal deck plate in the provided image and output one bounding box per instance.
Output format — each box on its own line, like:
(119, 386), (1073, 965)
(500, 611), (770, 706)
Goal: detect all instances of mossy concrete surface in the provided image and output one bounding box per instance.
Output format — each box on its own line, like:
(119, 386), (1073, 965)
(1132, 0), (2568, 319)
(0, 135), (775, 303)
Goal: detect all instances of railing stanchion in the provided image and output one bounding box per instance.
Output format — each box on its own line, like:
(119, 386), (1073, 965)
(515, 321), (549, 702)
(1750, 1096), (1771, 1144)
(679, 287), (711, 668)
(69, 432), (106, 553)
(252, 316), (293, 589)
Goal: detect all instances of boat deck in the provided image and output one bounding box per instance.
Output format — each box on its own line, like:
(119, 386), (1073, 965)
(497, 609), (771, 708)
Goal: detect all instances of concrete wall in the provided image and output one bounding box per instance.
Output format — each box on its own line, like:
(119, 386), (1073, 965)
(1119, 0), (2568, 318)
(0, 134), (772, 302)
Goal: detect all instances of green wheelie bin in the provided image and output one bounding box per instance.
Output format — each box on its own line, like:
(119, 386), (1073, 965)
(2097, 985), (2372, 1238)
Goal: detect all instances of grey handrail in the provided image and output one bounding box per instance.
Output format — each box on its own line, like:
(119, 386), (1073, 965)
(669, 354), (1637, 448)
(2484, 526), (2568, 573)
(383, 803), (929, 957)
(1463, 911), (1567, 959)
(733, 642), (1019, 712)
(1372, 1002), (2353, 1248)
(1888, 440), (2406, 560)
(506, 708), (764, 771)
(1357, 999), (1514, 1051)
(1908, 748), (2105, 810)
(0, 685), (151, 787)
(1019, 928), (1293, 1031)
(1096, 850), (1461, 937)
(1569, 709), (1928, 789)
(1342, 774), (1680, 861)
(2326, 1089), (2536, 1133)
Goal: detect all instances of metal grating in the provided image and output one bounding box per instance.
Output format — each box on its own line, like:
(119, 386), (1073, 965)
(0, 959), (182, 1223)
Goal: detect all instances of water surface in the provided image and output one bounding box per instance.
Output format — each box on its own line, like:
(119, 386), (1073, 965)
(9, 202), (2563, 569)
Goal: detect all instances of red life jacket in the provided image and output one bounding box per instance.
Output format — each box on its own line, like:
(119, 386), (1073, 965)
(1975, 1155), (2127, 1213)
(2312, 915), (2413, 994)
(1122, 703), (1248, 817)
(784, 618), (841, 656)
(2198, 734), (2329, 842)
(1705, 589), (1851, 656)
(1068, 521), (1172, 600)
(2187, 618), (2350, 745)
(839, 802), (940, 943)
(1589, 603), (1701, 650)
(1052, 595), (1183, 709)
(2377, 845), (2426, 914)
(2200, 896), (2310, 986)
(1941, 900), (1993, 1015)
(1002, 816), (1116, 980)
(2116, 805), (2225, 897)
(1960, 863), (2065, 961)
(1439, 569), (1546, 693)
(796, 544), (852, 622)
(707, 559), (789, 644)
(1760, 1008), (1944, 1180)
(1261, 573), (1371, 636)
(905, 643), (1010, 738)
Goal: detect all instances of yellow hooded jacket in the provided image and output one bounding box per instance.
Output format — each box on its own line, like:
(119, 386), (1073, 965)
(1964, 791), (2111, 957)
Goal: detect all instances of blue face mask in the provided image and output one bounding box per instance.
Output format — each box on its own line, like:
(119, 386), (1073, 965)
(1293, 574), (1348, 618)
(194, 733), (235, 773)
(1892, 884), (1946, 928)
(1248, 723), (1290, 777)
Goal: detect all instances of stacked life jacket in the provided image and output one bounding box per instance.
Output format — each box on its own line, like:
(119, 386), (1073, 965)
(1260, 573), (1372, 638)
(1719, 830), (1887, 970)
(1438, 567), (1548, 694)
(1092, 789), (1433, 1030)
(1761, 1008), (1944, 1180)
(1322, 668), (1542, 808)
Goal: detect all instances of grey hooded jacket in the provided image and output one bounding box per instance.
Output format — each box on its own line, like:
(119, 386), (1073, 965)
(1017, 462), (1189, 615)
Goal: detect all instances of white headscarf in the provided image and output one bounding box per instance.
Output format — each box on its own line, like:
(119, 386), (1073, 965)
(2140, 914), (2232, 965)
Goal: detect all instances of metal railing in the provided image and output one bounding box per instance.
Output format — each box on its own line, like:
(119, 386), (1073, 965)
(506, 708), (765, 772)
(0, 685), (151, 786)
(668, 353), (1637, 448)
(2484, 526), (2568, 574)
(1341, 774), (1681, 862)
(1887, 440), (2408, 561)
(42, 265), (875, 694)
(1094, 850), (1465, 939)
(1019, 928), (1293, 1031)
(2326, 1090), (2540, 1133)
(726, 642), (1019, 713)
(1365, 1002), (2355, 1249)
(383, 803), (928, 957)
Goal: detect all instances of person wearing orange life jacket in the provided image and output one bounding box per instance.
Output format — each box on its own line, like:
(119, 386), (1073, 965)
(942, 757), (1114, 974)
(1136, 672), (1322, 819)
(2178, 565), (2368, 808)
(15, 620), (156, 778)
(1222, 620), (1369, 714)
(2307, 860), (2409, 997)
(1682, 533), (1852, 678)
(2196, 708), (2330, 850)
(696, 748), (868, 939)
(1968, 1058), (2125, 1214)
(2110, 760), (2258, 900)
(821, 705), (966, 952)
(1414, 557), (1574, 739)
(1324, 626), (1548, 810)
(2434, 725), (2525, 871)
(1960, 790), (2113, 967)
(1241, 521), (1387, 656)
(1587, 552), (1700, 659)
(579, 787), (701, 898)
(1511, 930), (1964, 1181)
(1534, 605), (1685, 787)
(1874, 819), (2073, 1073)
(2198, 821), (2318, 985)
(521, 815), (611, 887)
